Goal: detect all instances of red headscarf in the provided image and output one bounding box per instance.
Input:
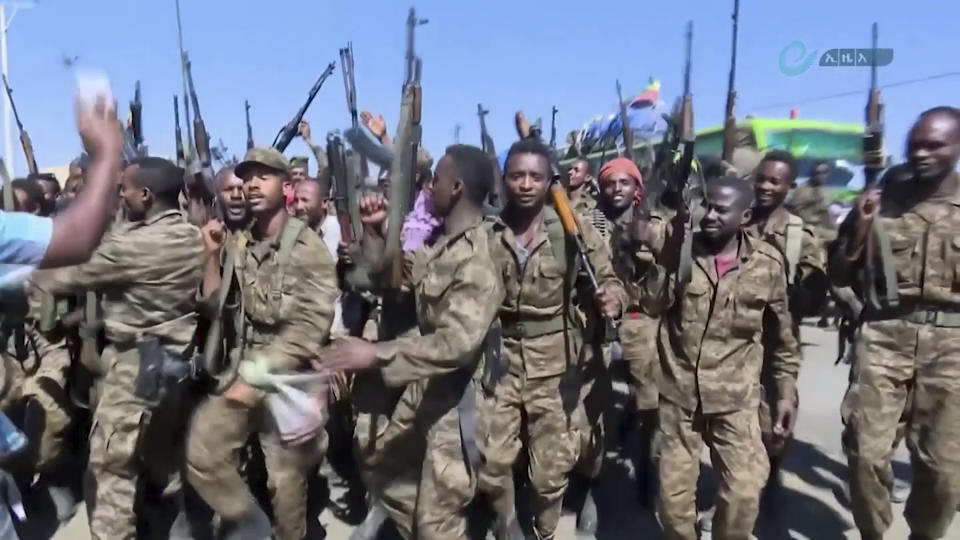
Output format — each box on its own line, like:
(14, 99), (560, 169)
(598, 157), (644, 204)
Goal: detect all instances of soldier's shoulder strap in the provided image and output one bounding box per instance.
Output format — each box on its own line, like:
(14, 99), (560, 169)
(785, 213), (804, 286)
(864, 217), (899, 311)
(542, 205), (580, 281)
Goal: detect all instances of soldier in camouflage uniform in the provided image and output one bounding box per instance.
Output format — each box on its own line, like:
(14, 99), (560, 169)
(830, 107), (960, 540)
(789, 161), (836, 242)
(567, 157), (599, 217)
(479, 139), (624, 540)
(186, 148), (338, 540)
(634, 175), (800, 540)
(321, 144), (503, 539)
(745, 151), (827, 492)
(595, 157), (661, 505)
(40, 157), (204, 540)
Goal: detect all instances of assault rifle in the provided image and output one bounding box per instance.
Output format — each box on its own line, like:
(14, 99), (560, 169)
(863, 22), (884, 188)
(2, 76), (37, 175)
(549, 106), (559, 149)
(173, 96), (185, 167)
(245, 100), (254, 151)
(129, 81), (145, 158)
(272, 63), (336, 153)
(385, 7), (427, 288)
(185, 55), (213, 179)
(616, 80), (634, 161)
(478, 103), (504, 212)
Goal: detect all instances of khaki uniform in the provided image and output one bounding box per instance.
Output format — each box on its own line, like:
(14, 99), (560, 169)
(745, 207), (825, 456)
(639, 232), (800, 540)
(608, 208), (662, 412)
(365, 218), (503, 539)
(41, 209), (204, 540)
(789, 182), (837, 242)
(830, 180), (960, 539)
(479, 210), (625, 539)
(186, 217), (337, 540)
(571, 187), (598, 219)
(0, 283), (74, 472)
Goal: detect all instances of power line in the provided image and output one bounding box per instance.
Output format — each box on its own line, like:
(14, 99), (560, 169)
(750, 71), (960, 112)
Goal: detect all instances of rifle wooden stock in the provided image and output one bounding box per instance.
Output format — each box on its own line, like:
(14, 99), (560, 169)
(2, 76), (38, 175)
(20, 131), (37, 176)
(174, 96), (185, 167)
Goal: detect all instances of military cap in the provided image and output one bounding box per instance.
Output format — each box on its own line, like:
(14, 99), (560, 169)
(235, 147), (290, 177)
(289, 156), (310, 168)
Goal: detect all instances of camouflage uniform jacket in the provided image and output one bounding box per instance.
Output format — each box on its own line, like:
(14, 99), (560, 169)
(639, 231), (801, 413)
(789, 183), (836, 241)
(605, 207), (658, 313)
(42, 209), (204, 350)
(488, 209), (626, 378)
(745, 206), (827, 320)
(226, 217), (338, 372)
(374, 216), (504, 387)
(829, 178), (960, 311)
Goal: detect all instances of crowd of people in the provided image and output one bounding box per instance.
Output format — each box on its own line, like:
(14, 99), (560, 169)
(0, 86), (957, 540)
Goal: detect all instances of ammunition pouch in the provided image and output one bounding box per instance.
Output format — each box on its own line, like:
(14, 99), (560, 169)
(480, 322), (505, 396)
(131, 337), (190, 404)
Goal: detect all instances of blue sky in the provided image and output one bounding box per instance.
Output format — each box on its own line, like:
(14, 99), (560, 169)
(4, 0), (959, 176)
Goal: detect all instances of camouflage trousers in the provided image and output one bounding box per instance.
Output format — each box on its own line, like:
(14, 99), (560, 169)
(185, 393), (324, 540)
(85, 345), (188, 540)
(1, 344), (74, 472)
(355, 374), (478, 540)
(570, 349), (610, 480)
(657, 400), (768, 540)
(478, 365), (579, 539)
(620, 313), (661, 412)
(842, 318), (960, 539)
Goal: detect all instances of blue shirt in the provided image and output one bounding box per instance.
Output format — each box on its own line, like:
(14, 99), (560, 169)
(0, 211), (52, 285)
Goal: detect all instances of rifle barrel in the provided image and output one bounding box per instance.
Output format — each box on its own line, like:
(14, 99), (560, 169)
(2, 76), (23, 128)
(728, 0), (739, 95)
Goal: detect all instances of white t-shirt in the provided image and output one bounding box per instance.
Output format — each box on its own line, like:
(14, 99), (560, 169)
(320, 214), (341, 259)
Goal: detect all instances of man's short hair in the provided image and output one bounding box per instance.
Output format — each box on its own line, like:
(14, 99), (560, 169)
(10, 178), (45, 210)
(504, 138), (552, 176)
(916, 106), (960, 140)
(709, 174), (754, 210)
(573, 157), (592, 175)
(300, 176), (331, 199)
(127, 157), (185, 207)
(30, 173), (62, 196)
(759, 149), (798, 181)
(445, 144), (494, 206)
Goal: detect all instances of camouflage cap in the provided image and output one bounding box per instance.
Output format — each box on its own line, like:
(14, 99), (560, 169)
(289, 156), (310, 168)
(235, 147), (290, 177)
(417, 147), (433, 169)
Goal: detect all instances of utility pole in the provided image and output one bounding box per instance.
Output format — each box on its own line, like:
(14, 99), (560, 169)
(0, 1), (34, 177)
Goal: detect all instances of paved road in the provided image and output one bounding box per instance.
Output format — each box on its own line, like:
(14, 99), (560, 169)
(52, 325), (960, 539)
